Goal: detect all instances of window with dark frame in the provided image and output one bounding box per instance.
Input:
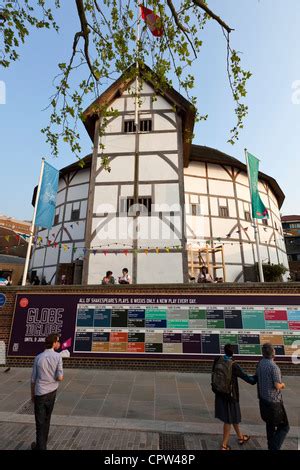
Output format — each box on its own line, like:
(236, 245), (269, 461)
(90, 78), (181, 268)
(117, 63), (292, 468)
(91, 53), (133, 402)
(123, 119), (153, 133)
(262, 218), (268, 226)
(125, 197), (152, 216)
(54, 213), (59, 225)
(191, 204), (197, 216)
(244, 211), (251, 222)
(219, 206), (229, 218)
(124, 120), (136, 133)
(139, 119), (152, 132)
(71, 209), (80, 221)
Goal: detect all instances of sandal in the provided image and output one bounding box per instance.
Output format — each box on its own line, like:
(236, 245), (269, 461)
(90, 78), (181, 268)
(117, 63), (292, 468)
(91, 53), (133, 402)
(238, 435), (250, 445)
(221, 445), (231, 450)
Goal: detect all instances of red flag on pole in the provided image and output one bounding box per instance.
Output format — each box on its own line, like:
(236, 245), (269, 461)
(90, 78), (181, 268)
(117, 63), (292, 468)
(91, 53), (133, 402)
(140, 5), (163, 37)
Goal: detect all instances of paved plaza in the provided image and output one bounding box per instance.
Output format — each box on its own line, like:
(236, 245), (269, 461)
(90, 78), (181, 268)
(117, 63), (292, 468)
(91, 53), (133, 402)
(0, 367), (299, 450)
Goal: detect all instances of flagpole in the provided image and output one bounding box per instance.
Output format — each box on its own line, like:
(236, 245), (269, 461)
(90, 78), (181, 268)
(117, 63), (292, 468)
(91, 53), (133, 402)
(22, 158), (45, 286)
(135, 6), (140, 126)
(245, 149), (264, 283)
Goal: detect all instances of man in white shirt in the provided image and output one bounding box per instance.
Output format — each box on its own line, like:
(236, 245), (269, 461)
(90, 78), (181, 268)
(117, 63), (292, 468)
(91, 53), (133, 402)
(118, 268), (132, 284)
(31, 334), (64, 450)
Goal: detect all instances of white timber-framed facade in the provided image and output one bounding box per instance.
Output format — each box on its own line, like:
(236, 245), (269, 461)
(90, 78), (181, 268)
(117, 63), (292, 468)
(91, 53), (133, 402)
(30, 66), (288, 285)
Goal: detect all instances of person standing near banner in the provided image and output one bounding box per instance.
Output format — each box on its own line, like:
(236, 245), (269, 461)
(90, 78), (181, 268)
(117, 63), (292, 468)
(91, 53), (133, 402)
(31, 334), (63, 451)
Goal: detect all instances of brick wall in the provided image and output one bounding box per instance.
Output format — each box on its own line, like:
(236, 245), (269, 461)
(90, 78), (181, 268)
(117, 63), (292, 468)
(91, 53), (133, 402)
(1, 283), (300, 374)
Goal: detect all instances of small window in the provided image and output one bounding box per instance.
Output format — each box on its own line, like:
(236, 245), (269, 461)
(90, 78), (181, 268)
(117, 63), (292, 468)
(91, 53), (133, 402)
(262, 218), (268, 226)
(127, 197), (152, 216)
(71, 209), (80, 221)
(219, 206), (229, 218)
(275, 222), (278, 231)
(140, 119), (152, 132)
(124, 120), (136, 133)
(191, 204), (197, 216)
(54, 213), (59, 225)
(244, 211), (251, 222)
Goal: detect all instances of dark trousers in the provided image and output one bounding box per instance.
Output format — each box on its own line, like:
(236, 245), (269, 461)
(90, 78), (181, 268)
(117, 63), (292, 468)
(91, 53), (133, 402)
(34, 390), (56, 450)
(266, 421), (290, 451)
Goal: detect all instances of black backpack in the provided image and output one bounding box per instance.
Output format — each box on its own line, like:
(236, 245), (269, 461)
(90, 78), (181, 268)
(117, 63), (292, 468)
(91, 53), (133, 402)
(211, 356), (233, 395)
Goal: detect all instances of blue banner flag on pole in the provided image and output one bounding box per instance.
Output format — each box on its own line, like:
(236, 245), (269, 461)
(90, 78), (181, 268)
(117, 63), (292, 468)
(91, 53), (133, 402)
(35, 162), (59, 229)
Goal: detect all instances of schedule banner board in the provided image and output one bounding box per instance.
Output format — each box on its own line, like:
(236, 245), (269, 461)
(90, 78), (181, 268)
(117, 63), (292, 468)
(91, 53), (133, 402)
(7, 293), (300, 360)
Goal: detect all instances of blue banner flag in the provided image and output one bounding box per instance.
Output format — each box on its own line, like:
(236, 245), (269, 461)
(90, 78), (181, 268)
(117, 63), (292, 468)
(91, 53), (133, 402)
(35, 162), (59, 229)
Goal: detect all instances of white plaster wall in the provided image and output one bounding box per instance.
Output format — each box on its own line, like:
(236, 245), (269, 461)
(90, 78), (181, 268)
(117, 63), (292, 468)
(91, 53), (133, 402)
(137, 253), (183, 283)
(208, 180), (234, 197)
(101, 134), (135, 154)
(88, 253), (133, 284)
(207, 164), (232, 180)
(69, 168), (90, 185)
(155, 184), (180, 205)
(56, 189), (66, 206)
(96, 155), (135, 183)
(139, 155), (178, 180)
(155, 113), (176, 131)
(93, 186), (118, 213)
(184, 176), (207, 194)
(186, 215), (208, 239)
(44, 247), (59, 266)
(139, 133), (177, 153)
(67, 184), (89, 201)
(185, 162), (206, 178)
(59, 244), (72, 263)
(80, 200), (87, 218)
(226, 264), (244, 282)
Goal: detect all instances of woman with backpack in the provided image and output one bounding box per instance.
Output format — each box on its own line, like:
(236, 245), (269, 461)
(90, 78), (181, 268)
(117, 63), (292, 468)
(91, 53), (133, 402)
(212, 343), (257, 450)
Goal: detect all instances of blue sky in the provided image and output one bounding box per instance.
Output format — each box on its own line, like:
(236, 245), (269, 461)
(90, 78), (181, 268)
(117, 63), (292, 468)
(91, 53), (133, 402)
(1, 0), (299, 220)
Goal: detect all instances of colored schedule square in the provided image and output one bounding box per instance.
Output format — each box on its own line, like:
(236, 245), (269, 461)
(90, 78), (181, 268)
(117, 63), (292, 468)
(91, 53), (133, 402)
(224, 310), (243, 329)
(264, 310), (287, 321)
(206, 309), (224, 320)
(182, 334), (201, 354)
(167, 320), (189, 329)
(265, 321), (288, 330)
(163, 343), (183, 354)
(92, 342), (109, 352)
(201, 334), (220, 354)
(127, 342), (145, 353)
(189, 319), (207, 329)
(111, 309), (128, 327)
(283, 335), (300, 346)
(109, 342), (127, 352)
(127, 310), (145, 328)
(145, 332), (163, 343)
(260, 334), (284, 345)
(273, 345), (285, 356)
(110, 332), (128, 343)
(145, 343), (163, 353)
(242, 310), (265, 330)
(93, 332), (110, 342)
(145, 320), (167, 328)
(284, 335), (300, 356)
(288, 322), (300, 331)
(287, 310), (300, 322)
(207, 320), (225, 329)
(74, 332), (93, 352)
(167, 310), (189, 320)
(238, 334), (260, 345)
(76, 308), (94, 327)
(239, 344), (261, 355)
(220, 334), (238, 344)
(163, 333), (182, 343)
(128, 332), (145, 343)
(189, 309), (206, 320)
(93, 309), (111, 327)
(145, 309), (167, 320)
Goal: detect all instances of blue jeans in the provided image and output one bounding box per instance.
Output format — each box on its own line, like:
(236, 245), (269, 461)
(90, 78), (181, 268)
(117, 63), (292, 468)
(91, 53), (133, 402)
(34, 390), (56, 450)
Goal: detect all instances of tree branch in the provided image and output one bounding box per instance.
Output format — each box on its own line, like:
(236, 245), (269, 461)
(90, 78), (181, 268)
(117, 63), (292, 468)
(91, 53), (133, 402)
(166, 0), (189, 33)
(75, 0), (98, 81)
(192, 0), (233, 33)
